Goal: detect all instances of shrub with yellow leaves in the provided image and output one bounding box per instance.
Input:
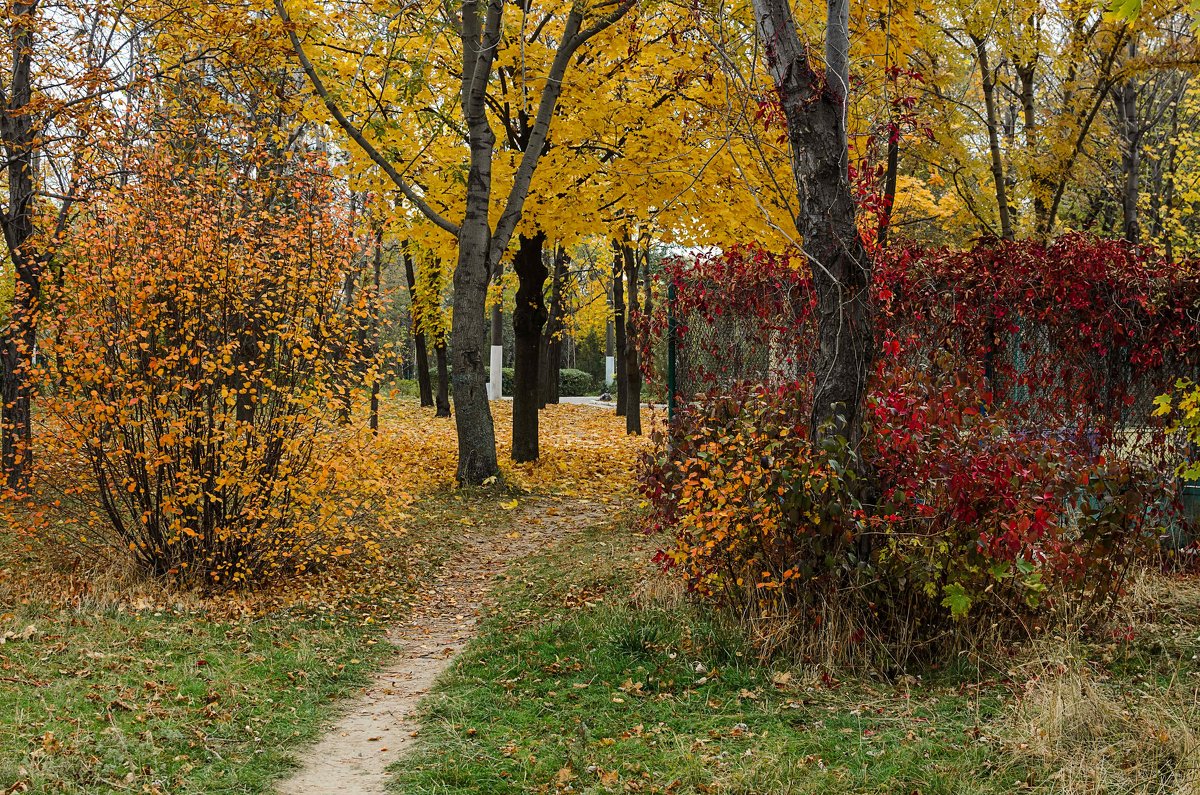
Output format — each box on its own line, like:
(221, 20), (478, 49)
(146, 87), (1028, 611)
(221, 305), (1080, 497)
(1155, 380), (1200, 482)
(31, 150), (383, 588)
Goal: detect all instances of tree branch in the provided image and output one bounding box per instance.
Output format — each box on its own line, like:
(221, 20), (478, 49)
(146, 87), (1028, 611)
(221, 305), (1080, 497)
(275, 0), (459, 236)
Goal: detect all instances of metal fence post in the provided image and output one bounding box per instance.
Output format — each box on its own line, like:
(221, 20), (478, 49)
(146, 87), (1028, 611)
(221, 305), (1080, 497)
(667, 279), (677, 423)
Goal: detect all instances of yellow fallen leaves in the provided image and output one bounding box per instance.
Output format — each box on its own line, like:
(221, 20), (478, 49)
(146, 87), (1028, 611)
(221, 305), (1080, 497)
(369, 397), (654, 498)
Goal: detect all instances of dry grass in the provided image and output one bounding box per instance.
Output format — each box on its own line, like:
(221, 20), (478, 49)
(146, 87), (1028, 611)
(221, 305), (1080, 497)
(1004, 575), (1200, 795)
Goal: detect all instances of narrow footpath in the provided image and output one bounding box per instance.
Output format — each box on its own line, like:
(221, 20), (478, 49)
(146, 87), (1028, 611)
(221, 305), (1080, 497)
(276, 496), (611, 794)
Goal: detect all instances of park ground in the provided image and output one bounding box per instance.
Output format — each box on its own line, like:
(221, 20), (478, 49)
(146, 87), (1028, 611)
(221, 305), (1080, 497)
(1, 395), (1198, 794)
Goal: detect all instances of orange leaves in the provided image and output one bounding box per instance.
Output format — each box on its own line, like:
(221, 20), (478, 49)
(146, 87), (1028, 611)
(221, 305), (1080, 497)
(24, 149), (385, 589)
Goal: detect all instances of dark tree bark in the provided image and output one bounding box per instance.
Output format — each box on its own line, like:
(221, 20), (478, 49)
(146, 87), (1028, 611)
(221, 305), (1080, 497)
(622, 240), (642, 436)
(511, 232), (547, 462)
(0, 0), (38, 491)
(337, 270), (357, 423)
(877, 132), (899, 247)
(611, 241), (628, 417)
(751, 0), (875, 445)
(402, 249), (435, 407)
(973, 34), (1014, 241)
(434, 340), (451, 418)
(369, 232), (383, 432)
(539, 245), (567, 408)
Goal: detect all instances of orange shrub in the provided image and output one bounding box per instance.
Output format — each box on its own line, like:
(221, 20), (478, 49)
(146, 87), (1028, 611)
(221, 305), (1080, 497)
(33, 152), (382, 587)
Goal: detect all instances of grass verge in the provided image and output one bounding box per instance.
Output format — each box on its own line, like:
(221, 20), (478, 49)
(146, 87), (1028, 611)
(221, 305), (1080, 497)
(389, 518), (1059, 795)
(0, 486), (520, 794)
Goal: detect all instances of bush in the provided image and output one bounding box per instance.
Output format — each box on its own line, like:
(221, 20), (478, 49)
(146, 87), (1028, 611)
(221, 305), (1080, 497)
(34, 153), (382, 588)
(642, 370), (1161, 657)
(643, 385), (862, 609)
(482, 367), (515, 395)
(559, 368), (594, 397)
(1155, 380), (1200, 481)
(867, 363), (1160, 626)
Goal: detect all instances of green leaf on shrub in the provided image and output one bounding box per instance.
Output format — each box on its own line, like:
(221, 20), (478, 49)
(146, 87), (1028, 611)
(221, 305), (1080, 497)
(941, 583), (972, 619)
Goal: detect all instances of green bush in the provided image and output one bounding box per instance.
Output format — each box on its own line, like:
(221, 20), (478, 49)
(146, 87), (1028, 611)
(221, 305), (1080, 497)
(483, 367), (514, 395)
(559, 368), (594, 397)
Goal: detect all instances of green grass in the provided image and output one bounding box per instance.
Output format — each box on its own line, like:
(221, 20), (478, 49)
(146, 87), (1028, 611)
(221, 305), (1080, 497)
(0, 487), (521, 794)
(389, 521), (1040, 795)
(0, 606), (388, 793)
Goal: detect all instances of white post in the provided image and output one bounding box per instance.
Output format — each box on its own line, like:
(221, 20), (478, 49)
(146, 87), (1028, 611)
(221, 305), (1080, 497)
(605, 355), (615, 387)
(489, 344), (503, 399)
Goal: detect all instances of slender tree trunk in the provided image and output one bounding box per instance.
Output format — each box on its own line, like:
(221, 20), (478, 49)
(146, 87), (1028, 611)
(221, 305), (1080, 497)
(1113, 46), (1141, 245)
(338, 271), (357, 423)
(877, 132), (899, 246)
(370, 233), (383, 433)
(974, 34), (1014, 241)
(511, 232), (548, 462)
(622, 240), (642, 435)
(1016, 61), (1046, 230)
(612, 242), (627, 417)
(751, 0), (875, 445)
(402, 250), (435, 408)
(1, 1), (38, 491)
(434, 339), (451, 418)
(539, 245), (567, 407)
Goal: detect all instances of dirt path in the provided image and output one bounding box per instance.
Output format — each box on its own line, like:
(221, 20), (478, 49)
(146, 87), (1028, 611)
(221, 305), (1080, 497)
(276, 495), (609, 794)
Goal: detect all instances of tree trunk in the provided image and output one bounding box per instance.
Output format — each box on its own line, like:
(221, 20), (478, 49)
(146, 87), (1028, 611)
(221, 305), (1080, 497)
(1, 1), (38, 491)
(449, 223), (493, 483)
(1113, 43), (1141, 246)
(338, 271), (357, 424)
(448, 0), (501, 485)
(403, 250), (435, 408)
(611, 242), (628, 417)
(1016, 61), (1047, 230)
(877, 132), (899, 246)
(511, 232), (548, 462)
(623, 240), (642, 436)
(974, 34), (1014, 241)
(370, 232), (383, 432)
(751, 0), (875, 445)
(434, 339), (451, 418)
(539, 245), (567, 408)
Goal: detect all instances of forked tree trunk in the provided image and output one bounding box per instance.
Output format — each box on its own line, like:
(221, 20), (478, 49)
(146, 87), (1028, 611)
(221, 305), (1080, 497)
(402, 250), (435, 408)
(622, 241), (642, 436)
(511, 232), (548, 462)
(281, 0), (632, 486)
(751, 0), (874, 445)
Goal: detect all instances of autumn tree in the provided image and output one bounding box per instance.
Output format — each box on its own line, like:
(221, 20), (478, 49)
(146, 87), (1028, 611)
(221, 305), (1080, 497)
(276, 0), (634, 484)
(0, 0), (162, 490)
